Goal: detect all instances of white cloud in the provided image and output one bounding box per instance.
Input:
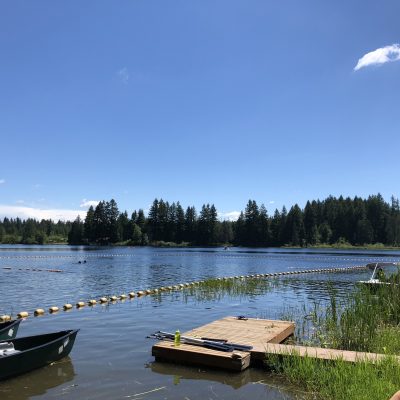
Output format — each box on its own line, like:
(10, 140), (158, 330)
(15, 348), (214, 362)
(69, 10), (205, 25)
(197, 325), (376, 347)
(16, 200), (25, 204)
(269, 200), (275, 204)
(219, 211), (241, 221)
(0, 179), (5, 184)
(117, 67), (130, 84)
(80, 199), (100, 209)
(354, 44), (400, 71)
(0, 204), (85, 221)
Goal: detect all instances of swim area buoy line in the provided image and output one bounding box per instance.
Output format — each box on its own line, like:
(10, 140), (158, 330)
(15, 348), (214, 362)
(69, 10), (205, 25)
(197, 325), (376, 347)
(4, 264), (368, 321)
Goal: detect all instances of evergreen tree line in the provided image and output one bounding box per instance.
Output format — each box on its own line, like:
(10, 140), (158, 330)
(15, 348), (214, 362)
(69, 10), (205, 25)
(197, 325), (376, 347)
(1, 194), (400, 247)
(0, 217), (71, 244)
(66, 194), (400, 247)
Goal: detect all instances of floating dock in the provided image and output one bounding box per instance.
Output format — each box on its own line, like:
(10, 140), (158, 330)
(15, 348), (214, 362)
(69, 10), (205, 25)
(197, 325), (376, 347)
(152, 316), (295, 371)
(152, 316), (396, 371)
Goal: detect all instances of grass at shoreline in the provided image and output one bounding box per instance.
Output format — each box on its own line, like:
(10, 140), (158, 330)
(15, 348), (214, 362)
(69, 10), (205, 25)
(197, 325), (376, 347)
(267, 354), (400, 400)
(272, 284), (400, 400)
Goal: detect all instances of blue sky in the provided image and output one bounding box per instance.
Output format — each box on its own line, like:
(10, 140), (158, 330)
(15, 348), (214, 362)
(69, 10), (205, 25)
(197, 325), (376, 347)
(1, 1), (400, 221)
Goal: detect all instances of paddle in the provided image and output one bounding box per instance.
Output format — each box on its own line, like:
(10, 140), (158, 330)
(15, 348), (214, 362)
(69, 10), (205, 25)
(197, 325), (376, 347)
(149, 331), (253, 352)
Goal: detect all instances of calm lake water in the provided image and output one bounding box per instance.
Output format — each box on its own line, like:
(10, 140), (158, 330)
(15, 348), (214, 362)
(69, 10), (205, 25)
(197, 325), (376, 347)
(1, 245), (400, 400)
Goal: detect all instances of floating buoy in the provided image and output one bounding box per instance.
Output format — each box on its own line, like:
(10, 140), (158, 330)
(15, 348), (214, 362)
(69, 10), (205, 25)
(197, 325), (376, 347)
(49, 306), (59, 313)
(129, 292), (136, 298)
(137, 291), (144, 296)
(110, 296), (118, 301)
(76, 301), (85, 308)
(120, 294), (127, 299)
(153, 289), (159, 294)
(34, 308), (45, 316)
(17, 311), (29, 319)
(0, 315), (11, 322)
(88, 299), (97, 305)
(100, 297), (108, 303)
(63, 303), (73, 310)
(145, 290), (152, 295)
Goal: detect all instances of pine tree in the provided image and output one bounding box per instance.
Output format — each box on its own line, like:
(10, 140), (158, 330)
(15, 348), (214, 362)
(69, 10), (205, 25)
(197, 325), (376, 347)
(184, 206), (197, 243)
(68, 216), (84, 245)
(84, 206), (95, 243)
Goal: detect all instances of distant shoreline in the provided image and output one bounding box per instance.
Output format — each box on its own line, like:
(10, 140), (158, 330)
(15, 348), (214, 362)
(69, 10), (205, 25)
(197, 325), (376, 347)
(2, 241), (400, 251)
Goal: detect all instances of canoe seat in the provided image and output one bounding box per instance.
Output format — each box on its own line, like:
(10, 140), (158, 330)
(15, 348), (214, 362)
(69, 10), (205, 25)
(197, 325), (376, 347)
(0, 342), (20, 356)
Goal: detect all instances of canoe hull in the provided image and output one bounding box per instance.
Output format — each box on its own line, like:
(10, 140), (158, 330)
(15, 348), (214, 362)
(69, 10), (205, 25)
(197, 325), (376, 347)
(0, 330), (79, 380)
(0, 319), (21, 341)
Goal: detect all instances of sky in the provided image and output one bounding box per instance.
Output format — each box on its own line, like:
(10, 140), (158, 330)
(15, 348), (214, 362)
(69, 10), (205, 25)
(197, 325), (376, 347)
(1, 1), (400, 221)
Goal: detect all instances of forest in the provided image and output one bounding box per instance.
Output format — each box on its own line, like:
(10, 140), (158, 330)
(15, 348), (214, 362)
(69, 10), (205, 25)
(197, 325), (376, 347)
(1, 194), (400, 248)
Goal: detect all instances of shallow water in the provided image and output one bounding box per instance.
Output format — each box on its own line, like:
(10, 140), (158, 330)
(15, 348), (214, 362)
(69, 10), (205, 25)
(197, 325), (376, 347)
(1, 246), (399, 399)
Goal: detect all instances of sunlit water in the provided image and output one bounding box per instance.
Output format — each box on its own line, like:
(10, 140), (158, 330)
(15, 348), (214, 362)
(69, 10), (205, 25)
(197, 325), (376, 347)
(1, 245), (400, 400)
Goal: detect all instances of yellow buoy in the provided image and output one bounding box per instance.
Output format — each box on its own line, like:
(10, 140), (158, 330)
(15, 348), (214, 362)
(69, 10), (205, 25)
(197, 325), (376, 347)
(120, 294), (127, 299)
(76, 301), (85, 308)
(63, 303), (73, 310)
(145, 290), (152, 295)
(34, 308), (45, 316)
(129, 292), (136, 298)
(137, 291), (144, 296)
(99, 297), (108, 303)
(49, 306), (59, 313)
(110, 295), (118, 301)
(0, 315), (11, 322)
(17, 311), (29, 319)
(88, 299), (97, 306)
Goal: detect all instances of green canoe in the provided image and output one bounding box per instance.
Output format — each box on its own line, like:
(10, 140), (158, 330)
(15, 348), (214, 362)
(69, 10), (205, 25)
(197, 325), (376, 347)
(0, 319), (21, 341)
(0, 329), (79, 380)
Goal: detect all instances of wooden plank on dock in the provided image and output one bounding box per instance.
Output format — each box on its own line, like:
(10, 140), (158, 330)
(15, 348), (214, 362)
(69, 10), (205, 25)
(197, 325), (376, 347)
(263, 342), (397, 363)
(152, 317), (295, 371)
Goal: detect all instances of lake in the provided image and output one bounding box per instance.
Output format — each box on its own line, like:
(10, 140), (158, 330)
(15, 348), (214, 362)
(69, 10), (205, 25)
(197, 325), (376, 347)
(1, 245), (400, 399)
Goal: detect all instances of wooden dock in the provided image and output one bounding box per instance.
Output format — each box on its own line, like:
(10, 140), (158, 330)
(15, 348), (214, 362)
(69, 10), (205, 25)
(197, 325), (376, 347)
(152, 316), (396, 371)
(152, 316), (295, 371)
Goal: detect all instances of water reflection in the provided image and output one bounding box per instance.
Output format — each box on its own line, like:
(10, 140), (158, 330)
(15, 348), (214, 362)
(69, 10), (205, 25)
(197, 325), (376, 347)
(149, 362), (299, 399)
(0, 357), (75, 400)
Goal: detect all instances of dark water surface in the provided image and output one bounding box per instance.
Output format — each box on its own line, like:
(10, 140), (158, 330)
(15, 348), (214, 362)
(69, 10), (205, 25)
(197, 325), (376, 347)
(1, 246), (400, 400)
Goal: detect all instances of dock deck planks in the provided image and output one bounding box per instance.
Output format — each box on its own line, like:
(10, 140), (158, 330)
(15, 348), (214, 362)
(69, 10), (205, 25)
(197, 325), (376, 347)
(152, 317), (295, 371)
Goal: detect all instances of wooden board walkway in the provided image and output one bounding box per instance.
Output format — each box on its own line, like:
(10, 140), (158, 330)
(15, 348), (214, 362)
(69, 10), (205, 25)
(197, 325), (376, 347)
(152, 316), (397, 371)
(152, 317), (295, 371)
(263, 342), (397, 363)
